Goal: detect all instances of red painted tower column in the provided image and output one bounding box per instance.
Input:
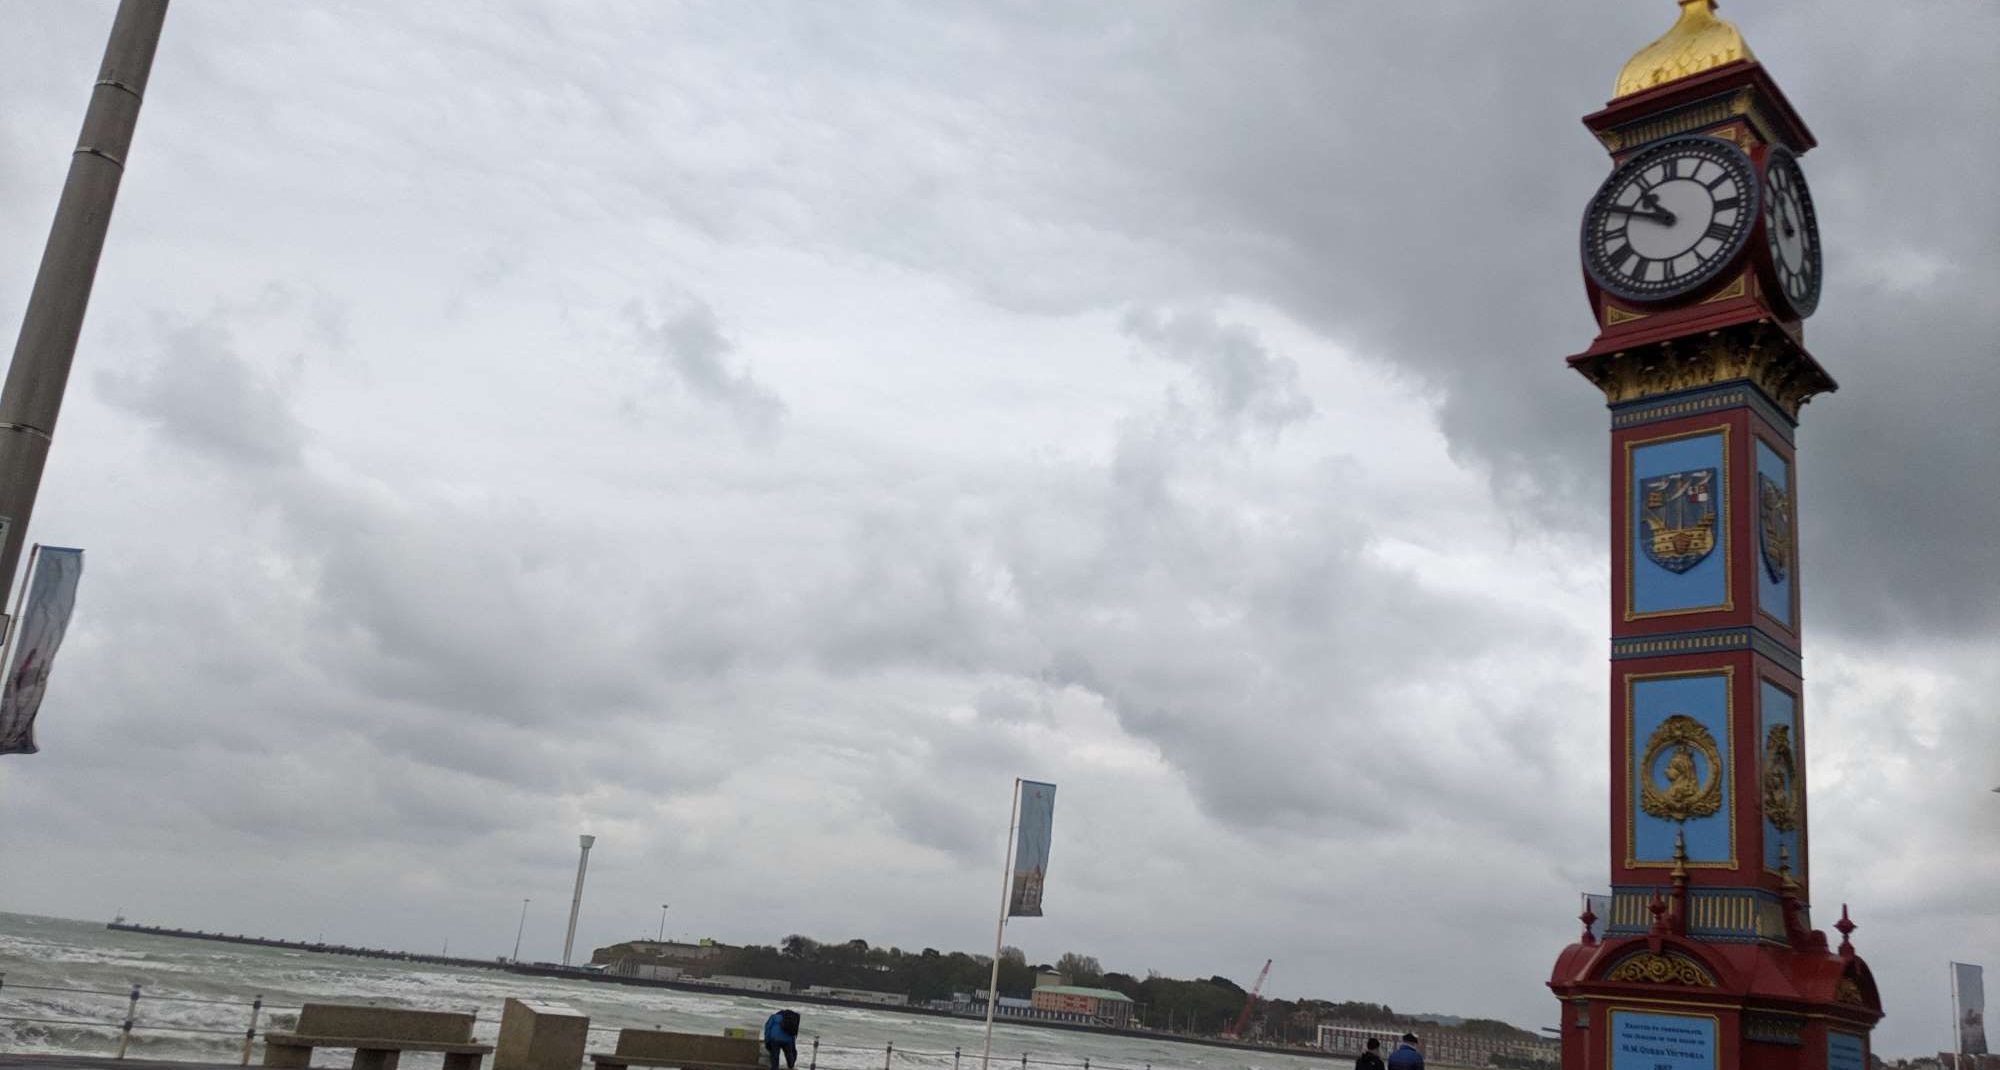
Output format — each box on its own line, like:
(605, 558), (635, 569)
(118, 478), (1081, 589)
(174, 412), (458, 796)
(1548, 5), (1884, 1069)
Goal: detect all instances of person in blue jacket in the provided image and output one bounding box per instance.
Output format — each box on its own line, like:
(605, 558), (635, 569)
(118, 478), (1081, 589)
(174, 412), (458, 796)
(1386, 1033), (1424, 1070)
(763, 1009), (800, 1070)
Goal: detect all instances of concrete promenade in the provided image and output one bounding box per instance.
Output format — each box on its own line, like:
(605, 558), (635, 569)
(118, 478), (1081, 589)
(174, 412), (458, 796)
(0, 1058), (240, 1070)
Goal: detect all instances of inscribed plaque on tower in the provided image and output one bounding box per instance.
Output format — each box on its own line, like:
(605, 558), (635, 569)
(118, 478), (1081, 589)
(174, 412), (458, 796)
(1608, 1010), (1717, 1070)
(1628, 429), (1730, 618)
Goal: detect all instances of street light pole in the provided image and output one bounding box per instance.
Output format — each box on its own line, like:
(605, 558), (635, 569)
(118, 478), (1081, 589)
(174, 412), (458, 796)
(561, 834), (595, 967)
(0, 0), (169, 609)
(512, 898), (530, 963)
(658, 903), (669, 943)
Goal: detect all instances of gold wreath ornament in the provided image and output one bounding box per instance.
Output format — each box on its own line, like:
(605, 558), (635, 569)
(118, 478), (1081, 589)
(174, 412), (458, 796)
(1640, 714), (1725, 822)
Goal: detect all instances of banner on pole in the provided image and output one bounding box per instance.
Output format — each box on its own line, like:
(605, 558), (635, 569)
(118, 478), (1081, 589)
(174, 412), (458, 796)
(1956, 962), (1988, 1055)
(0, 547), (85, 756)
(1007, 780), (1056, 917)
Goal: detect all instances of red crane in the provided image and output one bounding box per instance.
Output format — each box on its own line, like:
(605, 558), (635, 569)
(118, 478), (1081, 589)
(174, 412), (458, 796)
(1225, 958), (1273, 1039)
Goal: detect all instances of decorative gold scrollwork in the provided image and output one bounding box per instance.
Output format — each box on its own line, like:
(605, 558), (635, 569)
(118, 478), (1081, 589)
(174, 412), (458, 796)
(1835, 977), (1865, 1006)
(1640, 714), (1725, 823)
(1574, 327), (1836, 419)
(1606, 951), (1717, 987)
(1763, 723), (1800, 832)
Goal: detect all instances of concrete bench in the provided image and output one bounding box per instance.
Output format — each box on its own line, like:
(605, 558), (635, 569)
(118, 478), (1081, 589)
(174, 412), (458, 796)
(589, 1030), (764, 1070)
(264, 1003), (495, 1070)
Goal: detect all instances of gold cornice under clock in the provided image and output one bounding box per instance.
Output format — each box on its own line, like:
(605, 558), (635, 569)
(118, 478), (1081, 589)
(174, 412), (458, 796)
(1607, 950), (1719, 987)
(1580, 326), (1836, 420)
(1702, 273), (1749, 304)
(1605, 302), (1650, 326)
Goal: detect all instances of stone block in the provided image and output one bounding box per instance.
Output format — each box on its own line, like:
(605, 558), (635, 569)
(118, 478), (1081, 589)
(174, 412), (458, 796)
(612, 1030), (762, 1067)
(495, 998), (591, 1070)
(295, 1004), (477, 1044)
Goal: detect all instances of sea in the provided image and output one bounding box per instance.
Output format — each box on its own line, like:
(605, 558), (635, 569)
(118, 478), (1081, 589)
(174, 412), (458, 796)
(0, 914), (1337, 1070)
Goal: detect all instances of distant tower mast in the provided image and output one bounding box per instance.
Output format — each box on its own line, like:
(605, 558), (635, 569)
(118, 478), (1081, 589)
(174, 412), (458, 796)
(561, 834), (595, 966)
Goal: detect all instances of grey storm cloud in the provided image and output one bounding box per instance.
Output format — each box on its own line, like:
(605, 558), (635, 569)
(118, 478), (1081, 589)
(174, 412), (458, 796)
(0, 1), (1994, 1059)
(633, 299), (787, 436)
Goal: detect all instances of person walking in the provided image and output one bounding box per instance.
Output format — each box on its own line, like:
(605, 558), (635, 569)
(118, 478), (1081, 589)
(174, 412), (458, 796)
(1386, 1033), (1424, 1070)
(763, 1009), (801, 1070)
(1354, 1037), (1386, 1070)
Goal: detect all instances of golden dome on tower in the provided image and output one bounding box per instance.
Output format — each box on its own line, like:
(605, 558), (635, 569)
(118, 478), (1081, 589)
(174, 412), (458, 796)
(1613, 0), (1757, 99)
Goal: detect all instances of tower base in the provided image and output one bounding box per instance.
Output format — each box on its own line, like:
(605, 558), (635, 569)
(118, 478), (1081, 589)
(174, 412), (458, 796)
(1549, 912), (1882, 1070)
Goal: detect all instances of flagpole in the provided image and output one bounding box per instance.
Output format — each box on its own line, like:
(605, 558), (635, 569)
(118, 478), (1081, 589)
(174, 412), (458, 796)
(0, 544), (41, 684)
(1950, 962), (1960, 1055)
(980, 778), (1021, 1070)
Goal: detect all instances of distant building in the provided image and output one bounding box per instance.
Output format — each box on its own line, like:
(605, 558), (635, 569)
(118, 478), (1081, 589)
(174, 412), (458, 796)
(964, 993), (1085, 1023)
(704, 975), (791, 994)
(622, 939), (733, 962)
(804, 985), (908, 1007)
(1028, 986), (1134, 1028)
(609, 960), (684, 981)
(1035, 971), (1065, 989)
(1317, 1022), (1557, 1067)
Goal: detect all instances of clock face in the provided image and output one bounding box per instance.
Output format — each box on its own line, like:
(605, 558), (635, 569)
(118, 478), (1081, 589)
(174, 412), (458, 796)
(1762, 145), (1822, 318)
(1582, 135), (1760, 304)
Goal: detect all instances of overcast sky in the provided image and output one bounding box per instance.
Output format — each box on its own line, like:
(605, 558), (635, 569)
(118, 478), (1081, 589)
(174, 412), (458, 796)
(1, 0), (1995, 1058)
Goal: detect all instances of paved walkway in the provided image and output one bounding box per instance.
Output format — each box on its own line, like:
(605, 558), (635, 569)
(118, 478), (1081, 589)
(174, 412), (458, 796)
(0, 1057), (243, 1070)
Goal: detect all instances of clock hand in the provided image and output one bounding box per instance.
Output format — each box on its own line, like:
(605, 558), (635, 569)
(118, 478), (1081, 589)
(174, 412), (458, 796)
(1604, 204), (1678, 225)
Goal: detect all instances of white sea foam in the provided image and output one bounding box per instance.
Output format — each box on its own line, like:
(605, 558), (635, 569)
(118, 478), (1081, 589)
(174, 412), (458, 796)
(0, 914), (1336, 1070)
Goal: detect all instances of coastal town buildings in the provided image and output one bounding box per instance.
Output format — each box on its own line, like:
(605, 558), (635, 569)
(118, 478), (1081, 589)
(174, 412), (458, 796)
(1029, 985), (1134, 1029)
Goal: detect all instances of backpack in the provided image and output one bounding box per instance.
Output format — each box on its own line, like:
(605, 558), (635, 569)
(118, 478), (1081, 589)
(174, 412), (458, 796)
(779, 1010), (801, 1036)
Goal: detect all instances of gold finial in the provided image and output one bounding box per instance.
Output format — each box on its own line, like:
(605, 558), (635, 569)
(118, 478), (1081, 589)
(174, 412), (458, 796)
(1613, 0), (1757, 100)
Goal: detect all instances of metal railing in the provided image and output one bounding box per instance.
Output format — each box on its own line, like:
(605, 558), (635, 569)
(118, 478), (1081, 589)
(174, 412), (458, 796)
(0, 974), (287, 1063)
(789, 1040), (1158, 1070)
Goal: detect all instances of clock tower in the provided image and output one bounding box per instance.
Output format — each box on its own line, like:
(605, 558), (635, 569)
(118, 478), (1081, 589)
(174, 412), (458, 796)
(1547, 4), (1884, 1069)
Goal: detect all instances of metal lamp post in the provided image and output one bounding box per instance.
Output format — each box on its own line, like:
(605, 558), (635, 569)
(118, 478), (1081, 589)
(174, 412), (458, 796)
(0, 0), (169, 613)
(561, 835), (595, 967)
(512, 898), (530, 963)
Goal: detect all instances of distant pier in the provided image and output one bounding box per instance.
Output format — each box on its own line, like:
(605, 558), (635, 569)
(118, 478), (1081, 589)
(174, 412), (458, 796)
(106, 922), (513, 971)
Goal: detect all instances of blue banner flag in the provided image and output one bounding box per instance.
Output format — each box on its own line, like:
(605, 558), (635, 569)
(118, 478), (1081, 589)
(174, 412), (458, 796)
(0, 547), (86, 756)
(1957, 962), (1988, 1055)
(1008, 780), (1056, 917)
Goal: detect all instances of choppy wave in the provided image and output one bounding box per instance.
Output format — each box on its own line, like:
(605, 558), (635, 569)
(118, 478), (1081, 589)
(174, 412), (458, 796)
(0, 914), (1333, 1070)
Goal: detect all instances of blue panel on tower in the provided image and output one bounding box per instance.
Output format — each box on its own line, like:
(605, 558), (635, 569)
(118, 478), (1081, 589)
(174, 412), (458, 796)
(1629, 670), (1734, 867)
(1754, 438), (1795, 626)
(1827, 1031), (1866, 1070)
(1630, 429), (1730, 618)
(1759, 679), (1801, 873)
